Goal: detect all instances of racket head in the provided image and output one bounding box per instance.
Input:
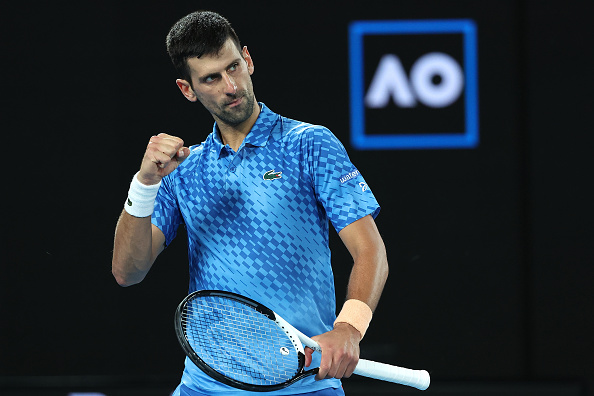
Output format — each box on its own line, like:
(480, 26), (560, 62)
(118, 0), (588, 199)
(174, 290), (315, 391)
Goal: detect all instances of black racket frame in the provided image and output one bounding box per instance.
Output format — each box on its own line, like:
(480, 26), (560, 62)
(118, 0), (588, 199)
(174, 289), (314, 392)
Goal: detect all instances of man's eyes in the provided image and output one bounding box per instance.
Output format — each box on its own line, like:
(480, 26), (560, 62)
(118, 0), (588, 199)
(202, 63), (240, 83)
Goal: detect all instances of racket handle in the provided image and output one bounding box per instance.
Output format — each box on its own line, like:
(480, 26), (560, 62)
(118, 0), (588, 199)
(297, 331), (429, 390)
(354, 359), (430, 390)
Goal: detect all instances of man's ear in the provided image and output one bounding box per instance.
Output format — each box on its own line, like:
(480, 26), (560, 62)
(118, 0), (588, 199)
(176, 79), (198, 102)
(242, 46), (254, 75)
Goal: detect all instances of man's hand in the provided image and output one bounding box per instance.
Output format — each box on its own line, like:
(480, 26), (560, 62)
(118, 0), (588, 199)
(138, 133), (190, 185)
(303, 323), (361, 380)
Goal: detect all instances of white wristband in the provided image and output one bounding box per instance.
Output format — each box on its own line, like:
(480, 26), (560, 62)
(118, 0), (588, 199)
(124, 172), (161, 218)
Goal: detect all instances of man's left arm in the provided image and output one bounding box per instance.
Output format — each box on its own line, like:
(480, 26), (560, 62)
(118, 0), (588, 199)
(306, 214), (389, 380)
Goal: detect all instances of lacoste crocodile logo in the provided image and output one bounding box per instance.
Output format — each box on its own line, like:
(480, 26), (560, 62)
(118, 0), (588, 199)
(263, 170), (282, 180)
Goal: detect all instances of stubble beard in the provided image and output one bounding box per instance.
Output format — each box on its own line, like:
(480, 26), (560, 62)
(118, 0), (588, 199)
(215, 89), (256, 127)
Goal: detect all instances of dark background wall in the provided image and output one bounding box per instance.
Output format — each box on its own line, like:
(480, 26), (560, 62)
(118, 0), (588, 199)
(1, 0), (592, 395)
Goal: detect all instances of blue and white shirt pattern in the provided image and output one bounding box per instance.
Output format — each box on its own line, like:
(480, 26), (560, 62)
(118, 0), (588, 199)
(152, 103), (380, 395)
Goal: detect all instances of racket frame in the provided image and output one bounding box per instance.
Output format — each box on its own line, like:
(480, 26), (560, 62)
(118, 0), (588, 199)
(174, 290), (318, 392)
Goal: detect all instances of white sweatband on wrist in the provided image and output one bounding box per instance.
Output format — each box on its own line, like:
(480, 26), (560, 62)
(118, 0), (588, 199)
(334, 299), (373, 339)
(124, 172), (161, 218)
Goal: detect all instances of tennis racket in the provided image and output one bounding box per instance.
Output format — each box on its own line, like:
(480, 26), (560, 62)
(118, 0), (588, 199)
(174, 290), (430, 392)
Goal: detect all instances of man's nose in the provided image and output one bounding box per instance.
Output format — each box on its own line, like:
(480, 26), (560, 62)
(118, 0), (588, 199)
(223, 73), (237, 95)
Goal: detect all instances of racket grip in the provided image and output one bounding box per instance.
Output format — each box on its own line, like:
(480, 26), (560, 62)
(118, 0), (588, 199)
(295, 328), (429, 390)
(354, 359), (430, 391)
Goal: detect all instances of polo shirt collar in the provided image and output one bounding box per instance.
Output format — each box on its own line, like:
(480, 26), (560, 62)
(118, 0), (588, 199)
(210, 102), (278, 158)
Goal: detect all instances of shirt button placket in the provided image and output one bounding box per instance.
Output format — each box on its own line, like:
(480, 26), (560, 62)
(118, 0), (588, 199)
(226, 150), (242, 196)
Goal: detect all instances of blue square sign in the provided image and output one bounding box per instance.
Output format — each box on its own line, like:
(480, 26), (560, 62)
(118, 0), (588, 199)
(349, 19), (479, 150)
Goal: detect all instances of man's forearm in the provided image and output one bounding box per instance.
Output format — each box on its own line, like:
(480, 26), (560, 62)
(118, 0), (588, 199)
(112, 210), (156, 287)
(345, 246), (388, 312)
(338, 215), (389, 312)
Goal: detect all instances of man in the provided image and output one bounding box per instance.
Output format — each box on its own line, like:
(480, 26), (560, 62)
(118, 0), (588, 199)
(112, 10), (388, 396)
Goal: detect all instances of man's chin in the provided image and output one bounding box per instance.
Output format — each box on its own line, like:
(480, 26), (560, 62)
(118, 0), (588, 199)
(218, 98), (254, 125)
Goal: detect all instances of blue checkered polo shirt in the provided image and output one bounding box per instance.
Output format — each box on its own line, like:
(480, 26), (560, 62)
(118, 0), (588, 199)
(152, 103), (380, 394)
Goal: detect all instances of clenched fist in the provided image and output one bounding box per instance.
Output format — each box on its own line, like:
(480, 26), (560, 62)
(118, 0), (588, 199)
(138, 133), (190, 185)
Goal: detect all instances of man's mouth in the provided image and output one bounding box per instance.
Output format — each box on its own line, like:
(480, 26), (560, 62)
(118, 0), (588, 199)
(226, 96), (243, 107)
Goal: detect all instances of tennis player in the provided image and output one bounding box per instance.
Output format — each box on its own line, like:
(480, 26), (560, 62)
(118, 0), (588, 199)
(112, 10), (389, 396)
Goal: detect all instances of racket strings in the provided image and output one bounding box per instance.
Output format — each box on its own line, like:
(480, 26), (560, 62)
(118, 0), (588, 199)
(182, 296), (301, 386)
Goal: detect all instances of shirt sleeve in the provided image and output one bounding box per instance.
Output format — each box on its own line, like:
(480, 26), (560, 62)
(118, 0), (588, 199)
(303, 126), (380, 233)
(151, 174), (183, 247)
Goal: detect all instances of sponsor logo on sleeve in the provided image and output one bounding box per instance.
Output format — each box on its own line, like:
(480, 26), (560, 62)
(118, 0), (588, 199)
(340, 170), (361, 183)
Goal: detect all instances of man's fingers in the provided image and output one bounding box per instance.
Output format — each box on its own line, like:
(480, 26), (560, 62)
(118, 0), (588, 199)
(304, 347), (314, 368)
(146, 134), (190, 166)
(344, 358), (358, 378)
(149, 134), (185, 158)
(314, 346), (359, 380)
(154, 132), (185, 145)
(316, 349), (333, 380)
(316, 357), (352, 380)
(150, 147), (174, 163)
(138, 134), (189, 184)
(176, 147), (191, 161)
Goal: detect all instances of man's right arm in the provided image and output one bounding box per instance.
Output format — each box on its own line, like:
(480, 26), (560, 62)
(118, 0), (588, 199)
(112, 212), (166, 287)
(111, 133), (190, 287)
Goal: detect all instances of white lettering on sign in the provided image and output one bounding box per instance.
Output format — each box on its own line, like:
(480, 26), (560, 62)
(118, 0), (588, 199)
(365, 52), (464, 109)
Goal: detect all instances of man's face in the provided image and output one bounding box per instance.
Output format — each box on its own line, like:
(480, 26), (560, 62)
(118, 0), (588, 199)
(184, 39), (256, 127)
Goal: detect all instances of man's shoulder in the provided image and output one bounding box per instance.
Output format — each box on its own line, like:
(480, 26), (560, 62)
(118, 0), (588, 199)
(188, 140), (208, 154)
(277, 115), (333, 142)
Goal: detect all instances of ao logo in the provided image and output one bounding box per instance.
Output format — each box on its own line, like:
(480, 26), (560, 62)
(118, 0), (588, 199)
(365, 52), (464, 109)
(349, 19), (479, 150)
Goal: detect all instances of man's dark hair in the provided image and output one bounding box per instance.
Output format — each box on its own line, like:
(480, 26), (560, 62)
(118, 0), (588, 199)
(166, 11), (242, 84)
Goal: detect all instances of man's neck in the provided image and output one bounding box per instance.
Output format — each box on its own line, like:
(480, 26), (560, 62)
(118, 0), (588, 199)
(217, 102), (261, 152)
